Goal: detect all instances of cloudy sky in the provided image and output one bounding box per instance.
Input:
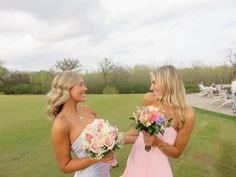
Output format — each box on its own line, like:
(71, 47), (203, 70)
(0, 0), (235, 71)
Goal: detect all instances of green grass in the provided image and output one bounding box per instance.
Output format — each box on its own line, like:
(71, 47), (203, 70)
(0, 95), (236, 177)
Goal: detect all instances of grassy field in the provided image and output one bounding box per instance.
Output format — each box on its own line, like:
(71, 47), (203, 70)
(0, 94), (235, 177)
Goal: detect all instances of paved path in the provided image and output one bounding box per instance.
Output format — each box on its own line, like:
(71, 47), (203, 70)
(186, 93), (233, 116)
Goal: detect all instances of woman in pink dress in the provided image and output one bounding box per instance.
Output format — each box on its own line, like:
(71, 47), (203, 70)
(122, 65), (195, 177)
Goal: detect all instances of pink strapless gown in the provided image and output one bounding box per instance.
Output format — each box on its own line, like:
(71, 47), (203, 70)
(121, 127), (177, 177)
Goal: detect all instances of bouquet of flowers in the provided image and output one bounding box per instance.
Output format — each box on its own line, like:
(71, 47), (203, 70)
(131, 105), (172, 152)
(80, 119), (124, 160)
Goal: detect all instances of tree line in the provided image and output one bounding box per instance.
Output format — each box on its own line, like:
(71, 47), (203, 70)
(0, 57), (235, 95)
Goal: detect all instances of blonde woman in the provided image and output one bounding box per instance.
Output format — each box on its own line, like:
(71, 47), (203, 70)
(47, 70), (114, 177)
(121, 65), (195, 177)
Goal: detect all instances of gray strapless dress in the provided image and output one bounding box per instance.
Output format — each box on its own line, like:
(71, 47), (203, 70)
(71, 134), (111, 177)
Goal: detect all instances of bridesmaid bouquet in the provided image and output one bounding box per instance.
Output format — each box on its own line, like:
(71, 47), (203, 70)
(81, 119), (124, 160)
(131, 105), (172, 152)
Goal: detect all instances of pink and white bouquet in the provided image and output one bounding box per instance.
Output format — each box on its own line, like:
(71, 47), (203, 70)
(131, 105), (172, 151)
(80, 119), (124, 160)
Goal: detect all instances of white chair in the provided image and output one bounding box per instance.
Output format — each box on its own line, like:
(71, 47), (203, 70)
(198, 83), (214, 97)
(219, 99), (233, 107)
(210, 90), (227, 105)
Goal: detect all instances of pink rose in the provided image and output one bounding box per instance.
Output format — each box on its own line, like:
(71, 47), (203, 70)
(151, 112), (160, 122)
(97, 123), (103, 130)
(90, 142), (100, 153)
(111, 130), (117, 138)
(86, 133), (93, 141)
(104, 135), (115, 150)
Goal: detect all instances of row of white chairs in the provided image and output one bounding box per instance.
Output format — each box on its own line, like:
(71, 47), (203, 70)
(198, 83), (232, 107)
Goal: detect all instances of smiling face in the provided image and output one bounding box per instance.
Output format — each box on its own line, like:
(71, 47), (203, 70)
(150, 75), (163, 100)
(70, 77), (88, 102)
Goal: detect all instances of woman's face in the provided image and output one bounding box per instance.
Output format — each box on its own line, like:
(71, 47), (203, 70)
(150, 76), (162, 100)
(70, 77), (87, 102)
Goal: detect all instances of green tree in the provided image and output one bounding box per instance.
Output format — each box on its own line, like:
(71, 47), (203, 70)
(28, 70), (54, 87)
(0, 61), (9, 84)
(7, 71), (29, 84)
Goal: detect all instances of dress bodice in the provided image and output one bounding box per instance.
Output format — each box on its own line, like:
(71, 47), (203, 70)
(156, 126), (177, 145)
(71, 134), (111, 177)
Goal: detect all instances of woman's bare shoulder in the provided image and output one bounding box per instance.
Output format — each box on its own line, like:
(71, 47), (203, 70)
(143, 92), (155, 106)
(184, 107), (195, 118)
(51, 114), (70, 135)
(183, 107), (195, 125)
(81, 106), (97, 117)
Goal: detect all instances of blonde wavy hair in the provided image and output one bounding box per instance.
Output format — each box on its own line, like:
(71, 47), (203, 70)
(47, 70), (82, 121)
(150, 65), (191, 128)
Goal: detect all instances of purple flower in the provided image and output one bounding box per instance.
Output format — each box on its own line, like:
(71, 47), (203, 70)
(156, 116), (165, 125)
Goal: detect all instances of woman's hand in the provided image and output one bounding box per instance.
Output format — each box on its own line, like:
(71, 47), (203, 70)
(142, 131), (158, 147)
(100, 151), (114, 163)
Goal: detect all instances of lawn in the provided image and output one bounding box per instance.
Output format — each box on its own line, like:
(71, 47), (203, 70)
(0, 94), (235, 177)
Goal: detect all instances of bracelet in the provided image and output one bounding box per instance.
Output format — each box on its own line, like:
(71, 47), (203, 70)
(158, 141), (165, 151)
(161, 142), (166, 151)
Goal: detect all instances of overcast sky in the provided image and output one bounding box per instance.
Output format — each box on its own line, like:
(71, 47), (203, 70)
(0, 0), (235, 71)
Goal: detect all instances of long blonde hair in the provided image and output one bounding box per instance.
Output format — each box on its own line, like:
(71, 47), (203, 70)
(47, 70), (82, 121)
(150, 65), (191, 128)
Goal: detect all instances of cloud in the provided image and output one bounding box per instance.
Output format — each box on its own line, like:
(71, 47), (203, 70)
(0, 0), (235, 71)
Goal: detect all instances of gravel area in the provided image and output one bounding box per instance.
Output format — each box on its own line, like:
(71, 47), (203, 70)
(186, 93), (233, 116)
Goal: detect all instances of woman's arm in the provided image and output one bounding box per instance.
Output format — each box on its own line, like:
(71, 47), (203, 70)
(51, 119), (113, 173)
(143, 109), (195, 158)
(123, 92), (155, 144)
(123, 128), (139, 144)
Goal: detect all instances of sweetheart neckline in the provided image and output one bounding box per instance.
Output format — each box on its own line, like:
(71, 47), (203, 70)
(71, 119), (96, 147)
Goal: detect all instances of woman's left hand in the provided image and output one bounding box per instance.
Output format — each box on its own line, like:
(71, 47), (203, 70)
(142, 131), (157, 146)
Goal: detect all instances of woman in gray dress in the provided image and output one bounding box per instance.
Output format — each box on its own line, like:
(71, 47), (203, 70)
(47, 70), (114, 177)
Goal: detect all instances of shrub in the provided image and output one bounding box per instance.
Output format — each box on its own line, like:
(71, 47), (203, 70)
(0, 84), (49, 94)
(185, 83), (200, 93)
(102, 86), (119, 94)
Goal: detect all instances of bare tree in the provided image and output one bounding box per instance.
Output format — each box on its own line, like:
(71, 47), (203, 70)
(225, 48), (236, 75)
(110, 65), (129, 85)
(98, 58), (115, 78)
(55, 58), (82, 71)
(191, 60), (204, 68)
(8, 71), (29, 84)
(225, 48), (236, 65)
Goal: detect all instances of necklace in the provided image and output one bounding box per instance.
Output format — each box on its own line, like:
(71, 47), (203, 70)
(79, 116), (84, 120)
